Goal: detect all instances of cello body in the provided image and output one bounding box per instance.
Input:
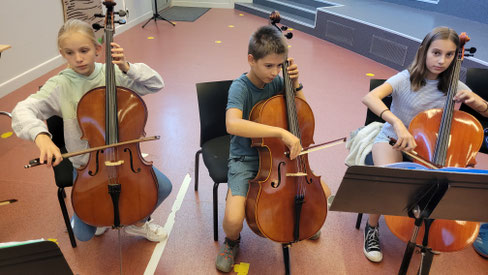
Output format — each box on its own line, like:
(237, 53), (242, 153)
(72, 87), (158, 227)
(245, 95), (327, 243)
(409, 109), (482, 168)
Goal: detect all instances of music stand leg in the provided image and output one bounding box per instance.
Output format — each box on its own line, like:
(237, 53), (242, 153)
(418, 248), (434, 275)
(418, 219), (435, 275)
(399, 220), (421, 275)
(142, 0), (175, 28)
(399, 241), (417, 275)
(282, 244), (291, 275)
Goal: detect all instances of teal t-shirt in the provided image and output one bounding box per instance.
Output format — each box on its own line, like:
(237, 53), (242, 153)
(226, 73), (283, 157)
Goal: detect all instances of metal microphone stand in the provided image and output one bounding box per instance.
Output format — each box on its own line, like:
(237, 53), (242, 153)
(142, 0), (175, 28)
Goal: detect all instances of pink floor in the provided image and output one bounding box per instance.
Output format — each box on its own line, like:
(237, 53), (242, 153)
(0, 8), (487, 275)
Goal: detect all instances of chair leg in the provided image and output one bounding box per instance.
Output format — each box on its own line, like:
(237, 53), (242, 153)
(58, 187), (77, 248)
(194, 149), (202, 191)
(213, 182), (220, 242)
(356, 213), (363, 229)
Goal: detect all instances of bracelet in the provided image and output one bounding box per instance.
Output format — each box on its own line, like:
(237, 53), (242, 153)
(295, 83), (303, 92)
(379, 108), (390, 119)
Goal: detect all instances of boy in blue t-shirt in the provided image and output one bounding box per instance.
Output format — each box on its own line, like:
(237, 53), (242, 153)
(215, 25), (330, 273)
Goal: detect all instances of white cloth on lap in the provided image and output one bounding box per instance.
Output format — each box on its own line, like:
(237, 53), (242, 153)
(345, 122), (383, 166)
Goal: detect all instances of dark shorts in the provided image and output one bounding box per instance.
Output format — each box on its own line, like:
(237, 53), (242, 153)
(227, 155), (259, 197)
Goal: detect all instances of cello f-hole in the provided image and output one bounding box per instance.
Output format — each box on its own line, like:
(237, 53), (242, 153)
(88, 150), (101, 176)
(273, 161), (286, 188)
(124, 147), (141, 173)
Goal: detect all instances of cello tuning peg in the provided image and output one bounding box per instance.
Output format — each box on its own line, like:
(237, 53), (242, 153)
(284, 32), (293, 39)
(464, 47), (476, 56)
(464, 47), (476, 57)
(94, 13), (105, 18)
(281, 26), (288, 31)
(92, 23), (104, 31)
(116, 10), (127, 17)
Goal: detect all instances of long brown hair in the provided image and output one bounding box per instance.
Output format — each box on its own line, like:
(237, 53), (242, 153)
(408, 26), (459, 93)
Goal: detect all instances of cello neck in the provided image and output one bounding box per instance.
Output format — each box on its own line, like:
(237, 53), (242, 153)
(282, 59), (301, 139)
(433, 33), (470, 166)
(103, 0), (119, 145)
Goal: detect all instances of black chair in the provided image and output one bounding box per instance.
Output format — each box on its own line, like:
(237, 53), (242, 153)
(459, 68), (488, 154)
(355, 79), (387, 230)
(194, 80), (233, 241)
(47, 116), (77, 248)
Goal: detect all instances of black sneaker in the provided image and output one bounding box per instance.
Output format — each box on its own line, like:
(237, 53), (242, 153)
(216, 236), (240, 272)
(364, 223), (383, 262)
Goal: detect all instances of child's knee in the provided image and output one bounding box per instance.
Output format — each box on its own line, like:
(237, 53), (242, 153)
(225, 214), (245, 228)
(320, 179), (331, 198)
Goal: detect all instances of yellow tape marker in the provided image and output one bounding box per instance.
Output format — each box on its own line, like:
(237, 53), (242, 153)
(1, 132), (12, 138)
(215, 40), (222, 44)
(148, 37), (155, 40)
(288, 45), (292, 48)
(228, 25), (235, 28)
(288, 28), (294, 31)
(366, 73), (375, 77)
(48, 238), (59, 245)
(239, 14), (244, 16)
(234, 262), (250, 275)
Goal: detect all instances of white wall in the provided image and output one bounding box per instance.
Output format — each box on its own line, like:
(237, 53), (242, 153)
(0, 0), (160, 98)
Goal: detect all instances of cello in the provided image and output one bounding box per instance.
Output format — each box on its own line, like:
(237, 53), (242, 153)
(71, 0), (159, 228)
(384, 33), (483, 253)
(245, 13), (328, 243)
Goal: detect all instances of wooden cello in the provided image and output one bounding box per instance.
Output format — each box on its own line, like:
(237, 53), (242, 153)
(71, 0), (159, 228)
(245, 13), (328, 243)
(384, 33), (483, 252)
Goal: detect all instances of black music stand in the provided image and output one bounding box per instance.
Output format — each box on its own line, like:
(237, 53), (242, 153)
(330, 165), (488, 275)
(0, 241), (73, 274)
(142, 0), (175, 28)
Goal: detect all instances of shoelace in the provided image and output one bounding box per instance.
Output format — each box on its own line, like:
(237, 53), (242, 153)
(220, 242), (235, 259)
(366, 227), (380, 251)
(146, 220), (163, 233)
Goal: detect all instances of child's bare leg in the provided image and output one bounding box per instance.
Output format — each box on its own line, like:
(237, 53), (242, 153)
(223, 189), (246, 240)
(368, 142), (403, 226)
(320, 179), (331, 198)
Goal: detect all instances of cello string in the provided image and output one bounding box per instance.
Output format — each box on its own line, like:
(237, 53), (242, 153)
(284, 60), (307, 196)
(282, 60), (302, 195)
(435, 54), (462, 165)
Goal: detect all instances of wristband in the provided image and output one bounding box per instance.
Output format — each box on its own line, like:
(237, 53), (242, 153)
(295, 83), (303, 92)
(379, 108), (390, 120)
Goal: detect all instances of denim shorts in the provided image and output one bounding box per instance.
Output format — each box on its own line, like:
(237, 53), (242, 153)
(227, 155), (259, 197)
(373, 130), (392, 144)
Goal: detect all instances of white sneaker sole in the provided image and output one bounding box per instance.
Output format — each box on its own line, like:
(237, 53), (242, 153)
(363, 247), (383, 263)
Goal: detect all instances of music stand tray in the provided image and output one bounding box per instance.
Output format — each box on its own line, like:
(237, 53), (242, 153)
(331, 165), (488, 274)
(330, 165), (488, 222)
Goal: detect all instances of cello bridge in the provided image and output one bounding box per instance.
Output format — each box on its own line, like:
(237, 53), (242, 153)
(285, 172), (307, 177)
(105, 160), (125, 167)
